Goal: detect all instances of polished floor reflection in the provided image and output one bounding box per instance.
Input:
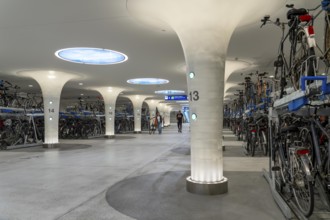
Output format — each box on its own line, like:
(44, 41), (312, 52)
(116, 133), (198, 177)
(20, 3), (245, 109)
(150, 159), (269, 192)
(0, 124), (284, 220)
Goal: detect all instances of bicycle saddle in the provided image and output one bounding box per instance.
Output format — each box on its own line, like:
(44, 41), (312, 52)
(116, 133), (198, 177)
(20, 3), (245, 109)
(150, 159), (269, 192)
(287, 8), (308, 20)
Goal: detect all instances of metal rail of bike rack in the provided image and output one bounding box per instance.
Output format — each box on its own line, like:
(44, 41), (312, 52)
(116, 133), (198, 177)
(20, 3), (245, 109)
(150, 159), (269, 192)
(263, 107), (295, 219)
(274, 76), (330, 112)
(267, 78), (330, 219)
(0, 112), (43, 150)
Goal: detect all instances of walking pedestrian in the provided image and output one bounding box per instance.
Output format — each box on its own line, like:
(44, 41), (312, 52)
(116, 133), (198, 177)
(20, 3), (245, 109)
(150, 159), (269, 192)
(176, 110), (184, 133)
(155, 112), (163, 134)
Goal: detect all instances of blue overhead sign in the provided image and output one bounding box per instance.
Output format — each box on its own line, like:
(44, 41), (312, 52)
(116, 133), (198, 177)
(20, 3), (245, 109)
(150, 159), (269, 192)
(165, 95), (188, 101)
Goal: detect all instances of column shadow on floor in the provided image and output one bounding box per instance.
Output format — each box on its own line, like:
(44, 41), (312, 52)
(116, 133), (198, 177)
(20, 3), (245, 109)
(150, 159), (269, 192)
(105, 170), (284, 220)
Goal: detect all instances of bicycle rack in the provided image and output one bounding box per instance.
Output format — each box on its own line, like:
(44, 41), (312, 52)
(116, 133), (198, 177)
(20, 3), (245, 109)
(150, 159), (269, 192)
(0, 112), (43, 150)
(268, 77), (330, 219)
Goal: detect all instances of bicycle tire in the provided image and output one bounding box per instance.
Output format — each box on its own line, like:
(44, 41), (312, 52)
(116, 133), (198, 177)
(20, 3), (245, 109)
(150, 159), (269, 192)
(251, 136), (256, 157)
(259, 130), (268, 156)
(325, 12), (330, 66)
(291, 28), (316, 90)
(246, 135), (251, 155)
(292, 155), (314, 217)
(315, 174), (330, 211)
(273, 144), (285, 193)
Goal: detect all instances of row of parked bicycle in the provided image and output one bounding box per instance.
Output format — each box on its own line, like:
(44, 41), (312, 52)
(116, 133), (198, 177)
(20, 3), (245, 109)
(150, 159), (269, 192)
(225, 1), (330, 217)
(0, 112), (152, 150)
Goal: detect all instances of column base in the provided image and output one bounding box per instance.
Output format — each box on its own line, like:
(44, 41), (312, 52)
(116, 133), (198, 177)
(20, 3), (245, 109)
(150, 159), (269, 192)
(134, 131), (142, 134)
(105, 135), (115, 139)
(186, 176), (228, 195)
(43, 143), (60, 148)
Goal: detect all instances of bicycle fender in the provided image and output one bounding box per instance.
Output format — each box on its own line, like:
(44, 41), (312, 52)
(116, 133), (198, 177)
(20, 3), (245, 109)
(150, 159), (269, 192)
(303, 26), (316, 48)
(299, 154), (314, 182)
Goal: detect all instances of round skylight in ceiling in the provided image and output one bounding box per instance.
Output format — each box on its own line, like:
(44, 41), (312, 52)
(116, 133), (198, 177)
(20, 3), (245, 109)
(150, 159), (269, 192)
(55, 47), (128, 65)
(155, 90), (185, 94)
(127, 78), (169, 85)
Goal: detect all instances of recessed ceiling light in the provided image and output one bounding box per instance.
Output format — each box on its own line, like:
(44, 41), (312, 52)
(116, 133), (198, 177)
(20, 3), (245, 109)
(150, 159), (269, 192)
(55, 47), (128, 65)
(80, 94), (84, 96)
(155, 90), (185, 94)
(127, 78), (169, 85)
(28, 85), (33, 87)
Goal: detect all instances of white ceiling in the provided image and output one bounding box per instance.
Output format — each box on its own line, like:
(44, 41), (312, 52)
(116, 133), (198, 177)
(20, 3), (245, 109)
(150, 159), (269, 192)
(0, 0), (323, 104)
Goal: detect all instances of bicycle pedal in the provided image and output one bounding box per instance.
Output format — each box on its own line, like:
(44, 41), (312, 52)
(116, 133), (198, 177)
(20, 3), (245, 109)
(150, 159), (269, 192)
(272, 166), (280, 171)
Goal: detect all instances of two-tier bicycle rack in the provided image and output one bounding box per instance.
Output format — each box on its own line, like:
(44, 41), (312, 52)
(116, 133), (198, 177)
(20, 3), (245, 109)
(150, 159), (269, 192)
(264, 76), (330, 219)
(0, 106), (43, 150)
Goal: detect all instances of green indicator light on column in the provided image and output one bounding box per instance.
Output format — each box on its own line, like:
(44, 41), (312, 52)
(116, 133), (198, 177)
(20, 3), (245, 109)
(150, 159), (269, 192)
(191, 113), (197, 120)
(189, 72), (195, 79)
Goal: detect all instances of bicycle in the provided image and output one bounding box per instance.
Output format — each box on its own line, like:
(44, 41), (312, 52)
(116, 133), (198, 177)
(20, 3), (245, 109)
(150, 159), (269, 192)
(149, 117), (156, 135)
(321, 0), (330, 70)
(261, 4), (318, 91)
(272, 113), (314, 217)
(297, 106), (330, 211)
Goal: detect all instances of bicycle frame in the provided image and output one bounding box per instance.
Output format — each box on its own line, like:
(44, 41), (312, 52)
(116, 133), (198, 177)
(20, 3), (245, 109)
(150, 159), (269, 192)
(308, 117), (330, 181)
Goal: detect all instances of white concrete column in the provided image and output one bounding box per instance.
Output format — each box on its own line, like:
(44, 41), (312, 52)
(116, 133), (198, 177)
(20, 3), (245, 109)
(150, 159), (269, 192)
(162, 106), (169, 126)
(125, 95), (148, 133)
(144, 100), (160, 118)
(92, 87), (124, 138)
(18, 70), (79, 147)
(128, 0), (284, 195)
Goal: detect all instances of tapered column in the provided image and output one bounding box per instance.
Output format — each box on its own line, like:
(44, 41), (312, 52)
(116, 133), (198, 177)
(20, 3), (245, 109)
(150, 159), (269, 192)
(92, 87), (124, 138)
(145, 100), (160, 118)
(125, 95), (148, 133)
(128, 0), (284, 195)
(18, 70), (79, 148)
(163, 106), (171, 126)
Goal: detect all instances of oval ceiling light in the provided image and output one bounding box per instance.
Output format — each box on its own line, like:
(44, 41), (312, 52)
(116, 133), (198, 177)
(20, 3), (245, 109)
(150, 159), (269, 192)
(55, 47), (128, 65)
(155, 90), (185, 94)
(127, 78), (169, 85)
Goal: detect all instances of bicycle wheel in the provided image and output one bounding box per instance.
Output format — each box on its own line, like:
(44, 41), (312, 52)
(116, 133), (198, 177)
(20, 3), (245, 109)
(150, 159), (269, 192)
(292, 155), (314, 217)
(245, 135), (251, 155)
(291, 28), (316, 90)
(325, 12), (330, 66)
(315, 174), (330, 211)
(273, 144), (286, 193)
(251, 135), (256, 157)
(259, 130), (268, 156)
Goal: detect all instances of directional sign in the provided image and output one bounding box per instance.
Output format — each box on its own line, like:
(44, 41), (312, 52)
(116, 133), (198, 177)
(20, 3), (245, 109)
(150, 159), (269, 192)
(164, 95), (188, 101)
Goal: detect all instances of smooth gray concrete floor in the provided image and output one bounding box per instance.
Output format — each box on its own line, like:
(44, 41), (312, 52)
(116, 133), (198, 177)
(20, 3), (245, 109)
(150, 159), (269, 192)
(0, 124), (284, 220)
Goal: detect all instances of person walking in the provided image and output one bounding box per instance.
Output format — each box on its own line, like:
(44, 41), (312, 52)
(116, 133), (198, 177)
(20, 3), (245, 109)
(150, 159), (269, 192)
(155, 112), (163, 134)
(176, 110), (184, 133)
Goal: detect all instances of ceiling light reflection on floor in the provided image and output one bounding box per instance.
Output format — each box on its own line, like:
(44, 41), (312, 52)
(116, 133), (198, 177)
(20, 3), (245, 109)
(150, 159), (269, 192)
(127, 78), (169, 85)
(55, 47), (128, 65)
